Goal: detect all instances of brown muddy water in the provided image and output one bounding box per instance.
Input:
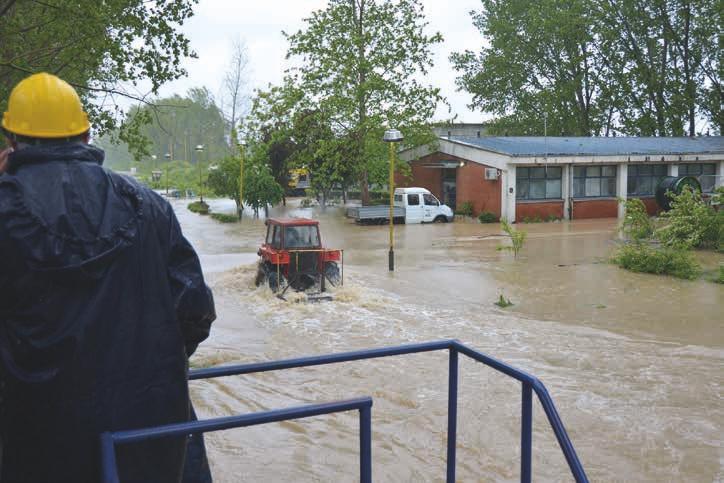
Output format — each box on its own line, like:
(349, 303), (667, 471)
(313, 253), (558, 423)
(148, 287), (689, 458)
(175, 198), (723, 482)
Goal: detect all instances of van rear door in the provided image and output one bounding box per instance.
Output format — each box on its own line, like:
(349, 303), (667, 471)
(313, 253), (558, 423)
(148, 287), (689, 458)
(405, 193), (424, 224)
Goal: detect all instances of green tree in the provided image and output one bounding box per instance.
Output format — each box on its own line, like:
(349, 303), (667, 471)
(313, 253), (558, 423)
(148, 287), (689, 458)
(284, 0), (444, 204)
(97, 88), (229, 171)
(451, 0), (607, 136)
(452, 0), (721, 136)
(0, 0), (198, 153)
(207, 151), (283, 218)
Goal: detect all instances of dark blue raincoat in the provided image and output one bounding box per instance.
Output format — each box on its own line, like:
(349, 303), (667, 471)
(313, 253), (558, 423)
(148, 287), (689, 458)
(0, 142), (215, 482)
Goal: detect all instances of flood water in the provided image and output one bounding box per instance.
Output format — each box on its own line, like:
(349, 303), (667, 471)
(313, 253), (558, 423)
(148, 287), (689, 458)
(176, 198), (723, 482)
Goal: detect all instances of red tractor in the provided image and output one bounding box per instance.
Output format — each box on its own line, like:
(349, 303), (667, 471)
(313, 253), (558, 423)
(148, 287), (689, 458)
(255, 218), (343, 299)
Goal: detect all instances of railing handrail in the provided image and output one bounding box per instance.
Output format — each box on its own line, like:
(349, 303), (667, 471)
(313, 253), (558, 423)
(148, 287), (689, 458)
(102, 340), (588, 482)
(101, 397), (373, 483)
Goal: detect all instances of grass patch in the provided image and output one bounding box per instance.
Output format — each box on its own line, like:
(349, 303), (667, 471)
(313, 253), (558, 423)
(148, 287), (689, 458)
(210, 213), (238, 223)
(455, 201), (474, 217)
(188, 201), (210, 215)
(611, 243), (701, 280)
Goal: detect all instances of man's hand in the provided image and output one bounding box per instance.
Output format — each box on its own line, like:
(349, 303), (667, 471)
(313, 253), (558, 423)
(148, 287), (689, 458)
(0, 147), (12, 174)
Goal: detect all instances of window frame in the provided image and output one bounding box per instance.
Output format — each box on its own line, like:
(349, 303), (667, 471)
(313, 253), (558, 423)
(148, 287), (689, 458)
(516, 166), (563, 201)
(679, 163), (717, 193)
(572, 165), (617, 199)
(407, 193), (420, 206)
(627, 164), (667, 197)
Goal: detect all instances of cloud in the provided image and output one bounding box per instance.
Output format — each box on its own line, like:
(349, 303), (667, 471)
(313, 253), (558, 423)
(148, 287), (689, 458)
(134, 0), (486, 122)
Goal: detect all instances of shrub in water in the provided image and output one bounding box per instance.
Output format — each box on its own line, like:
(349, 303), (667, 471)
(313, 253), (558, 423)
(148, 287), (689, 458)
(187, 201), (209, 215)
(211, 213), (238, 223)
(478, 211), (497, 223)
(619, 198), (654, 242)
(455, 201), (474, 217)
(657, 186), (720, 249)
(497, 220), (527, 258)
(612, 244), (701, 280)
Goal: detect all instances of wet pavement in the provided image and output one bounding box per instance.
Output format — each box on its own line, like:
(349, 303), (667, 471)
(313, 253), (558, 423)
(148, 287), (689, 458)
(176, 197), (723, 482)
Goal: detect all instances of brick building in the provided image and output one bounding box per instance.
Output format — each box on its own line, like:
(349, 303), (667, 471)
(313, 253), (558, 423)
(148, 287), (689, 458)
(399, 136), (724, 222)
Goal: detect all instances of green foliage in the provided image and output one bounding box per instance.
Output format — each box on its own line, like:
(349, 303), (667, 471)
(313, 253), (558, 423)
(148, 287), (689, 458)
(494, 294), (514, 308)
(206, 151), (284, 216)
(210, 213), (238, 223)
(451, 0), (721, 135)
(188, 201), (209, 215)
(522, 215), (543, 223)
(497, 220), (527, 258)
(545, 214), (561, 222)
(282, 0), (445, 202)
(657, 187), (721, 249)
(612, 244), (701, 280)
(0, 1), (198, 154)
(456, 201), (475, 217)
(715, 265), (724, 284)
(478, 211), (498, 223)
(620, 198), (655, 242)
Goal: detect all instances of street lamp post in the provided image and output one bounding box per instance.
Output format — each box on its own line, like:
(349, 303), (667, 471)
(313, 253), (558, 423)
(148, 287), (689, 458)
(195, 144), (205, 203)
(237, 138), (247, 220)
(383, 129), (403, 271)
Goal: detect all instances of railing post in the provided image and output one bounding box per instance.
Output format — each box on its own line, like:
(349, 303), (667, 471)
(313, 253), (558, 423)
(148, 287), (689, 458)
(521, 382), (532, 483)
(447, 347), (459, 483)
(100, 432), (120, 483)
(360, 403), (372, 483)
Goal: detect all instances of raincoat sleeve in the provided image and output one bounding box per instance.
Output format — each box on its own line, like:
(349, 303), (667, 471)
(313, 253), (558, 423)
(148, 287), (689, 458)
(167, 208), (216, 357)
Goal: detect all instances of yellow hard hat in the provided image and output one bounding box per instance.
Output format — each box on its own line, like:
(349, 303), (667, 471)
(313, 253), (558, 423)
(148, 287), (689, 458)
(2, 72), (90, 138)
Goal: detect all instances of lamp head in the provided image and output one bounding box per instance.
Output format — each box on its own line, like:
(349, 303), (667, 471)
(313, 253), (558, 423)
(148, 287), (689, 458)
(383, 129), (403, 143)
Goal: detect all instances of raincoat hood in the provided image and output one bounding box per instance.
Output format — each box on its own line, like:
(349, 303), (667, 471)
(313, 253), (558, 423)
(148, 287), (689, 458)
(0, 142), (139, 278)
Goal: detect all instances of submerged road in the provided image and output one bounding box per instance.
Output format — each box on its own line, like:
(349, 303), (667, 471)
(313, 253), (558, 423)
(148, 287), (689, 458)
(176, 198), (723, 482)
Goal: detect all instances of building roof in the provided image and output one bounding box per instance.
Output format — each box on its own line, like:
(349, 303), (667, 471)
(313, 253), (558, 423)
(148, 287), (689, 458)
(446, 136), (724, 157)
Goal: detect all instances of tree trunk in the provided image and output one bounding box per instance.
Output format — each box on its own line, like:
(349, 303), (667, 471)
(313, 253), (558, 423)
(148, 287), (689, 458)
(354, 0), (369, 206)
(360, 171), (370, 205)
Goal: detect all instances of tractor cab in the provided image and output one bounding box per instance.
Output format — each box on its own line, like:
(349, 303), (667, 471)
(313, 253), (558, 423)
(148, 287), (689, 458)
(256, 218), (342, 300)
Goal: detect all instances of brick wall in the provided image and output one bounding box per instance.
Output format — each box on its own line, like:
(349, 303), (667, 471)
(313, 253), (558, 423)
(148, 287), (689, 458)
(571, 199), (618, 219)
(400, 152), (501, 217)
(457, 162), (501, 217)
(516, 201), (564, 222)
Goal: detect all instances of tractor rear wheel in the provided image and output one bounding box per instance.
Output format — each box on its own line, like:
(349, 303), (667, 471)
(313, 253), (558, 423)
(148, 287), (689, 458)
(325, 262), (341, 286)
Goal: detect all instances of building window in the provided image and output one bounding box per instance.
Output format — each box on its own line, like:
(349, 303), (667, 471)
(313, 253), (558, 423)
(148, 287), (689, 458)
(679, 163), (716, 192)
(627, 164), (667, 196)
(516, 166), (562, 200)
(573, 165), (617, 198)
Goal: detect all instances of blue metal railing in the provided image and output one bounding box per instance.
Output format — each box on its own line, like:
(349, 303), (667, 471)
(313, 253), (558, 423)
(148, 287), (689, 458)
(100, 339), (589, 482)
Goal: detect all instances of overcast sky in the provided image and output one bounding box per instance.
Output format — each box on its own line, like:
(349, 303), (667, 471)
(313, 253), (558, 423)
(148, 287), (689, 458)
(137, 0), (486, 123)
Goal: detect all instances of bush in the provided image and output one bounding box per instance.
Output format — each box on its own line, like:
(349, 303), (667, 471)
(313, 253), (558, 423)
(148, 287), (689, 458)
(619, 198), (654, 242)
(455, 201), (474, 217)
(478, 211), (497, 223)
(657, 186), (720, 249)
(187, 201), (209, 214)
(716, 265), (724, 284)
(210, 213), (238, 223)
(612, 244), (701, 280)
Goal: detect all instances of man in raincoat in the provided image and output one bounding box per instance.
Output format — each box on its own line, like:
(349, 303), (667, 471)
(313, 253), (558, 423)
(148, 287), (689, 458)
(0, 73), (216, 482)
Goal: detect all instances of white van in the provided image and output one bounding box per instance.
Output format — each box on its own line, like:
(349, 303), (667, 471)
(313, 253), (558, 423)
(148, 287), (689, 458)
(394, 187), (454, 224)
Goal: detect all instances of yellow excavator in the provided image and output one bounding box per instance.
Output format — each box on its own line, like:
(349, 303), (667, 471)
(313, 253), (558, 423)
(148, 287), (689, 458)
(288, 168), (310, 196)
